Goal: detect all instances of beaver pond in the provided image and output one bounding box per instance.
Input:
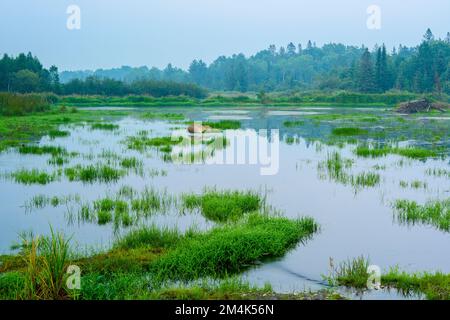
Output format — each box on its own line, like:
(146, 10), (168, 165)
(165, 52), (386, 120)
(0, 106), (449, 300)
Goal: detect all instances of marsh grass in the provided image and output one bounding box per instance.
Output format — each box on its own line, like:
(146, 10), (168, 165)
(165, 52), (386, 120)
(332, 127), (368, 136)
(351, 172), (381, 188)
(355, 145), (438, 159)
(148, 168), (168, 177)
(9, 228), (73, 300)
(99, 149), (122, 161)
(151, 214), (318, 281)
(93, 198), (132, 227)
(399, 180), (428, 189)
(120, 157), (142, 169)
(141, 112), (185, 120)
(76, 187), (176, 227)
(0, 272), (24, 299)
(327, 257), (449, 300)
(318, 152), (380, 190)
(326, 256), (370, 288)
(25, 194), (81, 211)
(203, 120), (241, 130)
(393, 199), (450, 232)
(182, 189), (263, 222)
(18, 145), (67, 156)
(355, 145), (390, 158)
(10, 169), (56, 185)
(125, 135), (183, 153)
(382, 268), (450, 300)
(285, 136), (299, 145)
(48, 130), (70, 139)
(426, 168), (450, 178)
(90, 123), (119, 131)
(64, 164), (125, 183)
(318, 151), (353, 184)
(283, 120), (305, 128)
(120, 156), (144, 175)
(48, 156), (69, 167)
(117, 185), (136, 199)
(115, 225), (194, 250)
(130, 187), (175, 216)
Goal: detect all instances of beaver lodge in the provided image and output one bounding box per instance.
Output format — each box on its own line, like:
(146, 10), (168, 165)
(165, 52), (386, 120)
(396, 98), (449, 114)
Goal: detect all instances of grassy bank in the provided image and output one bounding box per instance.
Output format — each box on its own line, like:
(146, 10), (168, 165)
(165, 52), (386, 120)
(0, 212), (320, 300)
(56, 91), (450, 108)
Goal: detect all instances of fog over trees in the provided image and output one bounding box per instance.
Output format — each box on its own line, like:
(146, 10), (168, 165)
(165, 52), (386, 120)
(1, 29), (449, 96)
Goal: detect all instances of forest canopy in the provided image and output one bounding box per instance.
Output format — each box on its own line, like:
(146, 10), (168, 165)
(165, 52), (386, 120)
(1, 29), (450, 96)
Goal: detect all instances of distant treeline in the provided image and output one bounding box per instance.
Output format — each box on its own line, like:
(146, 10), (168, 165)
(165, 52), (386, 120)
(0, 53), (207, 98)
(62, 78), (207, 98)
(59, 29), (450, 95)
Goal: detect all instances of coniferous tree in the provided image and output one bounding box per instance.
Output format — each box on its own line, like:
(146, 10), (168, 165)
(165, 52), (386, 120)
(287, 42), (296, 56)
(358, 48), (376, 92)
(424, 28), (435, 42)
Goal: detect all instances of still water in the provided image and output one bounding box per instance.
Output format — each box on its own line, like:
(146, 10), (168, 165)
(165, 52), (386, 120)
(0, 106), (449, 299)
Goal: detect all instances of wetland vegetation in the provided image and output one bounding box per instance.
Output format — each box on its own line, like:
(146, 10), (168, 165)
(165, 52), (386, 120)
(1, 29), (450, 301)
(0, 102), (448, 300)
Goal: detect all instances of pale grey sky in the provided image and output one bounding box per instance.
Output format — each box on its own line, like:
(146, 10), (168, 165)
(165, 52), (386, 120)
(0, 0), (448, 71)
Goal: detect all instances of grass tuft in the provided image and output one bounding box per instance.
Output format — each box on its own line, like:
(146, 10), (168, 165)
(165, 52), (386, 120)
(182, 189), (262, 222)
(332, 127), (368, 136)
(90, 123), (119, 131)
(64, 164), (125, 183)
(393, 199), (450, 232)
(10, 169), (56, 185)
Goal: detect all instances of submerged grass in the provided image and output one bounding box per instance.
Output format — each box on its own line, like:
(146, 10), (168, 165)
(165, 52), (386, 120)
(426, 168), (450, 178)
(10, 169), (56, 185)
(125, 135), (183, 153)
(77, 187), (175, 228)
(355, 145), (439, 159)
(64, 164), (125, 183)
(318, 151), (353, 184)
(351, 172), (381, 188)
(18, 145), (67, 156)
(25, 194), (80, 211)
(393, 199), (450, 232)
(90, 123), (119, 131)
(130, 187), (174, 216)
(318, 152), (380, 189)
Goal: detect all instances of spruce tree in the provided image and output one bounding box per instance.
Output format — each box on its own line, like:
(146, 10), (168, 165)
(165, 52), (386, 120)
(358, 48), (376, 93)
